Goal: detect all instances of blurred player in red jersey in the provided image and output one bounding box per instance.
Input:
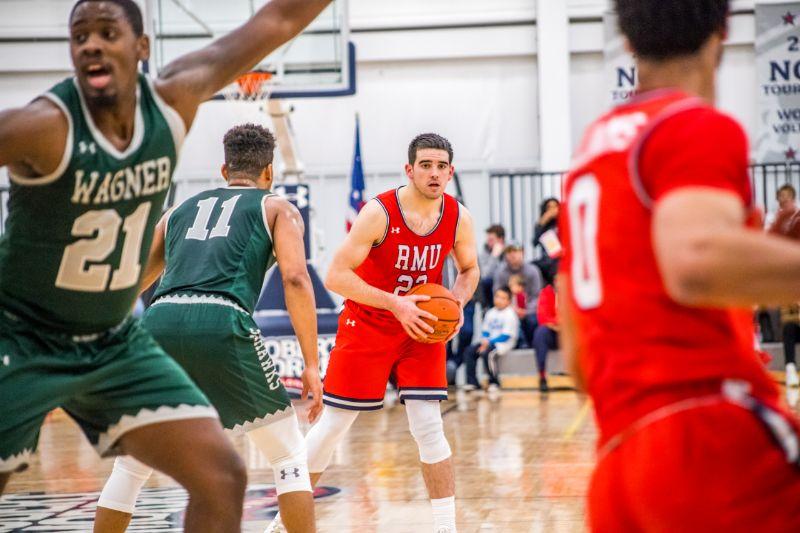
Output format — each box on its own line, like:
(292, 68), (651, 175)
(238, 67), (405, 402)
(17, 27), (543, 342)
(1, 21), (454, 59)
(282, 134), (478, 533)
(560, 0), (800, 530)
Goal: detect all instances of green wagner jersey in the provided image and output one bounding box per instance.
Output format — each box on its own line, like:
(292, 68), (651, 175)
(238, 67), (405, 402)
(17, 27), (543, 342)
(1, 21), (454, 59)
(0, 74), (185, 334)
(154, 187), (277, 314)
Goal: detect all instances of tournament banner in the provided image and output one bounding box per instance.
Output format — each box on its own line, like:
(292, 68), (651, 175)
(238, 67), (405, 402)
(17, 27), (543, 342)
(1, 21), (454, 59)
(603, 11), (637, 105)
(756, 2), (800, 162)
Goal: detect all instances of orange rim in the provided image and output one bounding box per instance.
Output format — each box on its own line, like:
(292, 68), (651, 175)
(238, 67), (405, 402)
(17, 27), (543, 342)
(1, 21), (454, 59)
(235, 71), (273, 98)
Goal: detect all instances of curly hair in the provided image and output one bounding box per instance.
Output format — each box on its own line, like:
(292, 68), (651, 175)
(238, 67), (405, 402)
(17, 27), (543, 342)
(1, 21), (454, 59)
(408, 133), (453, 165)
(223, 124), (276, 178)
(70, 0), (144, 37)
(615, 0), (729, 60)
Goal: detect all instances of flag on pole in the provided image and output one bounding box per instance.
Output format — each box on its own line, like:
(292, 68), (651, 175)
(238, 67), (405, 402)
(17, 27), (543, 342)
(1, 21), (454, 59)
(347, 115), (366, 232)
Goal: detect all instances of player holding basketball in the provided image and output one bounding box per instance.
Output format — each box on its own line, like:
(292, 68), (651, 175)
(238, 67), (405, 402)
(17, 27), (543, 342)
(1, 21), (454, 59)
(560, 0), (800, 530)
(272, 134), (479, 533)
(93, 125), (322, 533)
(0, 0), (331, 529)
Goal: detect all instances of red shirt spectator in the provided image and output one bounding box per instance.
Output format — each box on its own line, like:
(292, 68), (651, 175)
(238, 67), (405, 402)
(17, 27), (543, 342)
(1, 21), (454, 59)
(768, 184), (799, 237)
(536, 284), (557, 327)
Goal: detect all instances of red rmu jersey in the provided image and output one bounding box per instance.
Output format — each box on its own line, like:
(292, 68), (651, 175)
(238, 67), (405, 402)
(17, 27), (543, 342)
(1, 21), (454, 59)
(348, 188), (459, 320)
(560, 90), (779, 444)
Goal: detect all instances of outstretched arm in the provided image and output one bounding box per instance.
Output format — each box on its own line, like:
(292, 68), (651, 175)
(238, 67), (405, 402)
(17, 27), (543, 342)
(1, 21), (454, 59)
(324, 200), (436, 341)
(653, 188), (800, 307)
(267, 196), (322, 422)
(156, 0), (332, 128)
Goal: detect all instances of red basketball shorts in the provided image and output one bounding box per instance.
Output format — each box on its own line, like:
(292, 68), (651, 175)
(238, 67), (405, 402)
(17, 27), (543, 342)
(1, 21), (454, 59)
(322, 305), (447, 410)
(590, 398), (800, 532)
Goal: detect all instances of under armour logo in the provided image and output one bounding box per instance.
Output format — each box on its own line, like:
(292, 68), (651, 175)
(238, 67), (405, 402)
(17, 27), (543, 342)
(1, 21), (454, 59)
(346, 319), (356, 327)
(280, 468), (300, 480)
(391, 227), (400, 234)
(79, 141), (97, 155)
(1, 355), (9, 366)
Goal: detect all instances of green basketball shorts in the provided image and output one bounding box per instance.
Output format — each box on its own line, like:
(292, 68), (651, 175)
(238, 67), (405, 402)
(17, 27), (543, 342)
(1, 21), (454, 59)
(0, 310), (217, 474)
(144, 294), (294, 433)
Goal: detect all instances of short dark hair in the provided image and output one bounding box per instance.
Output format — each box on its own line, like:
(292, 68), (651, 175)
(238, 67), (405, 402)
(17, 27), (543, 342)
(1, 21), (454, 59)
(779, 184), (797, 199)
(223, 124), (276, 178)
(615, 0), (729, 60)
(408, 133), (453, 165)
(486, 224), (505, 240)
(70, 0), (145, 37)
(496, 286), (512, 298)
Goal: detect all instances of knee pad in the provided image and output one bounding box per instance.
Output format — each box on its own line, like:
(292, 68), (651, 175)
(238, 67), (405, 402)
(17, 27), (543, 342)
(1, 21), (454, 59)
(247, 414), (311, 495)
(305, 406), (360, 473)
(97, 455), (153, 513)
(405, 400), (452, 464)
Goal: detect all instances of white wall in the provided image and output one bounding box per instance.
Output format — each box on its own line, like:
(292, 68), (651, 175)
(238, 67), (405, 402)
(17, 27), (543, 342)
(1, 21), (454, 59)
(0, 0), (763, 269)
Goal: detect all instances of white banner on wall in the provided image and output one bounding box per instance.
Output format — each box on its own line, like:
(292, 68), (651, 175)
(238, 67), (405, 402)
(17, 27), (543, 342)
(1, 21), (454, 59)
(603, 11), (637, 105)
(756, 2), (800, 163)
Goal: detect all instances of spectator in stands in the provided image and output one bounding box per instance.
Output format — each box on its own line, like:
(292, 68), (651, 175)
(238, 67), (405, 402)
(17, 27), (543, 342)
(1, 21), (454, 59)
(782, 304), (800, 388)
(509, 274), (527, 317)
(532, 198), (561, 284)
(463, 287), (519, 393)
(533, 278), (559, 393)
(494, 241), (543, 346)
(769, 184), (799, 237)
(478, 224), (506, 307)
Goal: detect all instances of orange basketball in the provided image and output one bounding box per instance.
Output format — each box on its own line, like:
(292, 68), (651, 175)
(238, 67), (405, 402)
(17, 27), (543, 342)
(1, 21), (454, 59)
(408, 283), (461, 344)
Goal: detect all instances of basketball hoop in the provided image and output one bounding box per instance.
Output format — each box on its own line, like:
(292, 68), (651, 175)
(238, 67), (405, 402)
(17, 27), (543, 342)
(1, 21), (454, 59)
(221, 71), (274, 102)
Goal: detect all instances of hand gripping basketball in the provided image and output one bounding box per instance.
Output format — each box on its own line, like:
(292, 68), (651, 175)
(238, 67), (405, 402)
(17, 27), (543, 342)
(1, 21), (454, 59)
(407, 283), (462, 344)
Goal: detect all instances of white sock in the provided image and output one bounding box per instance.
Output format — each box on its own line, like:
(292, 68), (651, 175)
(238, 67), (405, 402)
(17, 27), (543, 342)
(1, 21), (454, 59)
(431, 495), (456, 532)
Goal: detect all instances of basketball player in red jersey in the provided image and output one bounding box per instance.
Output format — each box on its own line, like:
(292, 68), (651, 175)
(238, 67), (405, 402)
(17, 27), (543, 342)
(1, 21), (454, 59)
(560, 1), (800, 530)
(300, 134), (477, 533)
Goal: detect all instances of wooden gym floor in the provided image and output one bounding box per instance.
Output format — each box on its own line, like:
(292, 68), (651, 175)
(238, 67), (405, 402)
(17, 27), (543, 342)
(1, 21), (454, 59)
(1, 374), (795, 532)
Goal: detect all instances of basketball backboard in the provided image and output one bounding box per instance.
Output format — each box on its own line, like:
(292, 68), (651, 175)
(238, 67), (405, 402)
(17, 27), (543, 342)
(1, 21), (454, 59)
(148, 0), (353, 99)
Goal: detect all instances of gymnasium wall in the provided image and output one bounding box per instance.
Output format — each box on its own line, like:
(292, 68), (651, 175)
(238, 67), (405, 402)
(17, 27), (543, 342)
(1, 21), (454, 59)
(0, 0), (761, 270)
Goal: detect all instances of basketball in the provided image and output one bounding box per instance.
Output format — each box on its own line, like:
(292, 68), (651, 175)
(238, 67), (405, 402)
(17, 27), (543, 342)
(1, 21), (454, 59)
(408, 283), (461, 343)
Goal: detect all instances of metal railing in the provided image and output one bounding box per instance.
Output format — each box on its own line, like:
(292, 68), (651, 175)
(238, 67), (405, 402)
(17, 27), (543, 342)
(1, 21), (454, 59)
(489, 163), (800, 246)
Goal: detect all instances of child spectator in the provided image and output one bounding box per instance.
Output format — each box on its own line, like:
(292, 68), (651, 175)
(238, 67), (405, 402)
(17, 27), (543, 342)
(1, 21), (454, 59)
(509, 274), (528, 317)
(463, 287), (519, 393)
(533, 279), (559, 392)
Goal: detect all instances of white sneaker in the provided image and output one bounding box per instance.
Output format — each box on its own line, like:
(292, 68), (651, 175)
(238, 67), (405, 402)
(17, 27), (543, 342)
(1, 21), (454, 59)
(264, 512), (285, 533)
(487, 384), (499, 393)
(787, 363), (800, 388)
(460, 384), (477, 392)
(788, 388), (800, 408)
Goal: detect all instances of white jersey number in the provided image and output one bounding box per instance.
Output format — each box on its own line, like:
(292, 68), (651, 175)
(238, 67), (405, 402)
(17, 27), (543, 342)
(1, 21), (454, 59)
(394, 274), (428, 295)
(56, 202), (151, 292)
(185, 195), (241, 241)
(567, 174), (603, 309)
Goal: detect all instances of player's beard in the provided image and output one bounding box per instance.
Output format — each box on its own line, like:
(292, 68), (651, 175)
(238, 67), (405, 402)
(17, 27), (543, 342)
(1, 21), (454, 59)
(86, 92), (119, 109)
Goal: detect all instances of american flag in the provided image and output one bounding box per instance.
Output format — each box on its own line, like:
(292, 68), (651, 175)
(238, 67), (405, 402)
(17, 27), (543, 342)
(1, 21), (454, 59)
(347, 115), (366, 231)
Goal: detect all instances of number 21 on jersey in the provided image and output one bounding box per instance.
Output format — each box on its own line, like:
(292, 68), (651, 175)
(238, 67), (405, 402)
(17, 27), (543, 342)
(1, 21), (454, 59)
(568, 174), (602, 309)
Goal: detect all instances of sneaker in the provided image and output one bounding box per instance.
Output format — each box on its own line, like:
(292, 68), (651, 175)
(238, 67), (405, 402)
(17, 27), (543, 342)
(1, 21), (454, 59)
(461, 384), (477, 392)
(539, 377), (549, 393)
(787, 363), (800, 388)
(264, 513), (285, 533)
(487, 383), (499, 393)
(789, 387), (800, 408)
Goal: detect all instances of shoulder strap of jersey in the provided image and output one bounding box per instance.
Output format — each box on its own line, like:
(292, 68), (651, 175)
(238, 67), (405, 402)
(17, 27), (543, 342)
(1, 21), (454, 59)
(627, 96), (707, 209)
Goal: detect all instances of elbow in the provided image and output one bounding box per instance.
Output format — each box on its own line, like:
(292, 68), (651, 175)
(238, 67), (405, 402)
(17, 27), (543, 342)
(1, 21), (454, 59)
(324, 270), (341, 294)
(282, 269), (310, 291)
(660, 239), (718, 306)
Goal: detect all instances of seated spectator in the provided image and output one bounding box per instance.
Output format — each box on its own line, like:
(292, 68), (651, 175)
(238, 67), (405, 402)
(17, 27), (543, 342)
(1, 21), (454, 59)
(768, 184), (799, 236)
(478, 224), (506, 307)
(509, 274), (527, 317)
(533, 279), (559, 393)
(493, 241), (543, 346)
(782, 304), (800, 388)
(532, 198), (561, 284)
(463, 287), (519, 393)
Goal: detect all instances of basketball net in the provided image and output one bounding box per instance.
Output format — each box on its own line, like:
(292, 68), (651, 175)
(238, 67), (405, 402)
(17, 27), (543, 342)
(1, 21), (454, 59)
(221, 71), (274, 102)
